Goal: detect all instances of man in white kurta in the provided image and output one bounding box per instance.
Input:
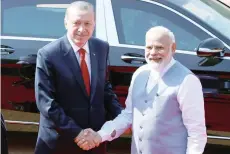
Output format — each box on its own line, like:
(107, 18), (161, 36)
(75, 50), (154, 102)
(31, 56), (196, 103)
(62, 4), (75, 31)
(77, 26), (207, 154)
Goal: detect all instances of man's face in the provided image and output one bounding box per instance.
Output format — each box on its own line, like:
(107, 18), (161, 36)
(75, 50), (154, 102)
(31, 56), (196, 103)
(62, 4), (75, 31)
(65, 9), (95, 47)
(145, 33), (175, 71)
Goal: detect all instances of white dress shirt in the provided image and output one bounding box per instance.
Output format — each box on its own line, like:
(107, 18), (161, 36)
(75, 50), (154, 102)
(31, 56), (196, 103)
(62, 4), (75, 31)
(98, 58), (207, 154)
(67, 35), (91, 82)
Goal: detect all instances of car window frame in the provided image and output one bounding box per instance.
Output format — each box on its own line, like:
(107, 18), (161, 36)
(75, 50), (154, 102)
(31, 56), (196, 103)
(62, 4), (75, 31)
(104, 0), (230, 51)
(114, 2), (213, 50)
(1, 0), (108, 40)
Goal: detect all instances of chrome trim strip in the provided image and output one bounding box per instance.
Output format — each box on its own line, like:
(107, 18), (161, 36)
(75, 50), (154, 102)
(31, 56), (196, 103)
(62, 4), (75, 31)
(111, 44), (145, 49)
(0, 36), (55, 42)
(36, 4), (69, 8)
(197, 75), (218, 80)
(0, 47), (14, 51)
(121, 55), (145, 62)
(5, 120), (39, 126)
(199, 48), (223, 53)
(113, 44), (198, 56)
(111, 44), (230, 60)
(1, 0), (230, 51)
(1, 36), (230, 60)
(208, 135), (230, 140)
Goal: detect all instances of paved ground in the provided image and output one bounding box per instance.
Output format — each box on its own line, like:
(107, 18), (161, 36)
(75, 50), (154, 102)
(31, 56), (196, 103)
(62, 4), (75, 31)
(6, 131), (230, 154)
(2, 110), (230, 154)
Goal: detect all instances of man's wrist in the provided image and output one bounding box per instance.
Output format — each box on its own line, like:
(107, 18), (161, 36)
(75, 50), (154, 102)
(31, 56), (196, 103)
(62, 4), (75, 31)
(97, 130), (108, 142)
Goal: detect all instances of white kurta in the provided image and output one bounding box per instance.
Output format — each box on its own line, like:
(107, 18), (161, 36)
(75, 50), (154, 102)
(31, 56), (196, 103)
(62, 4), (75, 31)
(98, 58), (207, 154)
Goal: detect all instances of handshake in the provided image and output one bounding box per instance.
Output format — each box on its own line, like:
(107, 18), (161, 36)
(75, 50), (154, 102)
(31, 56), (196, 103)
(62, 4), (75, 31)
(74, 128), (102, 151)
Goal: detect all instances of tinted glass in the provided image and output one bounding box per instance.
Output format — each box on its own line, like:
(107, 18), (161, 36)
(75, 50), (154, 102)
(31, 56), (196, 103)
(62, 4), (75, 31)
(112, 0), (211, 51)
(1, 0), (96, 38)
(170, 0), (230, 39)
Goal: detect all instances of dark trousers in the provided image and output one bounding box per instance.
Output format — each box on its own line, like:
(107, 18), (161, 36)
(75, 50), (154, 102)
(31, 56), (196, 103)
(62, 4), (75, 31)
(35, 138), (54, 154)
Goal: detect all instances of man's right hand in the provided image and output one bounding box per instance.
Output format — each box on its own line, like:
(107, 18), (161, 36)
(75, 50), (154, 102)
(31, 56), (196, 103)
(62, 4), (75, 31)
(74, 128), (102, 151)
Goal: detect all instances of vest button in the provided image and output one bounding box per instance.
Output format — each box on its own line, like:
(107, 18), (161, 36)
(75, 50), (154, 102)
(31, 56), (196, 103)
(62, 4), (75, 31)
(140, 126), (143, 129)
(139, 138), (142, 141)
(139, 150), (142, 154)
(144, 100), (147, 103)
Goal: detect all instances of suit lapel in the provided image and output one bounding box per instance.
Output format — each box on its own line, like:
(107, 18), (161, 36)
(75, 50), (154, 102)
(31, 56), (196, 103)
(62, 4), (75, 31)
(62, 35), (89, 98)
(89, 39), (98, 103)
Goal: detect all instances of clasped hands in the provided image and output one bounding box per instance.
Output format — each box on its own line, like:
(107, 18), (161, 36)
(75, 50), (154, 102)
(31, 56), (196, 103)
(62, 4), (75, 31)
(74, 128), (102, 151)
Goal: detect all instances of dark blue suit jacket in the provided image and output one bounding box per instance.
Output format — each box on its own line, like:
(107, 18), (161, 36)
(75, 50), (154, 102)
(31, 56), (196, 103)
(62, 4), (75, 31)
(35, 36), (122, 154)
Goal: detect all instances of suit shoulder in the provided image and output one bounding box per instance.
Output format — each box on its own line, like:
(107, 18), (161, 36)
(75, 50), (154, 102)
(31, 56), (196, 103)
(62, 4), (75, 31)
(38, 37), (63, 58)
(134, 64), (149, 74)
(169, 61), (196, 85)
(132, 64), (150, 80)
(176, 61), (192, 73)
(91, 37), (109, 47)
(174, 61), (194, 78)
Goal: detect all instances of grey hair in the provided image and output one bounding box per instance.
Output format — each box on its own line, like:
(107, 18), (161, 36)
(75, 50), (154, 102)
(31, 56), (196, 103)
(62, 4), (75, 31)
(146, 26), (175, 43)
(65, 1), (94, 20)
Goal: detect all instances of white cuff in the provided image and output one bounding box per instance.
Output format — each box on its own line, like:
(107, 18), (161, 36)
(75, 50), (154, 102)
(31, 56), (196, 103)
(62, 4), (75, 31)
(97, 130), (110, 142)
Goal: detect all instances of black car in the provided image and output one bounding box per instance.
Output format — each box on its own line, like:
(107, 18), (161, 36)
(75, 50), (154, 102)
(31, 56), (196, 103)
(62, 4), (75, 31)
(1, 0), (230, 140)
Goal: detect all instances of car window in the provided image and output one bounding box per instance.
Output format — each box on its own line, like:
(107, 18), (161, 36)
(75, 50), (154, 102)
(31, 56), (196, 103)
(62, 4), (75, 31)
(1, 0), (96, 38)
(112, 0), (211, 51)
(170, 0), (230, 39)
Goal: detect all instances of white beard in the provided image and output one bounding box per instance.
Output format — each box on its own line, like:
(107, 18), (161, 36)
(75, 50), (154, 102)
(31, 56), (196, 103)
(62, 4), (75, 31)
(146, 49), (173, 72)
(146, 58), (163, 70)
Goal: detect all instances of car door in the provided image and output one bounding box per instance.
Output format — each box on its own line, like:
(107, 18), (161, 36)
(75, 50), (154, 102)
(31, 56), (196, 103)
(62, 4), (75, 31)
(1, 0), (100, 114)
(104, 0), (230, 132)
(1, 0), (61, 112)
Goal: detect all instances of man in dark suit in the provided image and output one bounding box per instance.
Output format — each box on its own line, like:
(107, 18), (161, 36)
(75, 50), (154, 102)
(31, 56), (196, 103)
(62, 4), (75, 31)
(34, 1), (122, 154)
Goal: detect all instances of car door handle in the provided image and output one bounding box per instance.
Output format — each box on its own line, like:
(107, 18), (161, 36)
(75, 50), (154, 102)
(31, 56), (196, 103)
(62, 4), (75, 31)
(197, 74), (218, 80)
(203, 88), (218, 97)
(121, 53), (146, 64)
(1, 45), (15, 55)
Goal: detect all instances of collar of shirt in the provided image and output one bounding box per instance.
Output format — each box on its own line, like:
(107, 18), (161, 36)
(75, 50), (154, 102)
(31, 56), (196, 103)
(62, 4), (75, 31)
(149, 58), (176, 80)
(67, 34), (90, 54)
